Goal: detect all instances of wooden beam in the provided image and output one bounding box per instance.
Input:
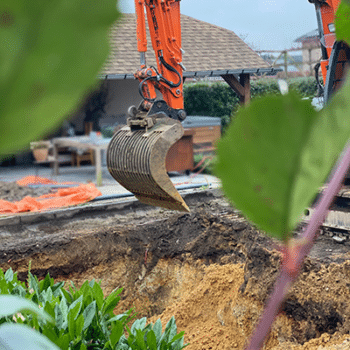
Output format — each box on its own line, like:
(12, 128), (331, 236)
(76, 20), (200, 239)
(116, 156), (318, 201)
(221, 74), (245, 97)
(221, 73), (251, 105)
(240, 73), (250, 105)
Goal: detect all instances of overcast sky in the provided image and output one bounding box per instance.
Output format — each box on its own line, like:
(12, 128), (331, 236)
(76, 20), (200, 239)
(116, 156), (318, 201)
(117, 0), (318, 51)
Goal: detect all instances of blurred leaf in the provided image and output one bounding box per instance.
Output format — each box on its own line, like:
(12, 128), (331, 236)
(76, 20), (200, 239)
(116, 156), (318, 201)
(335, 1), (350, 45)
(217, 73), (350, 241)
(0, 324), (60, 350)
(0, 295), (53, 323)
(0, 0), (120, 156)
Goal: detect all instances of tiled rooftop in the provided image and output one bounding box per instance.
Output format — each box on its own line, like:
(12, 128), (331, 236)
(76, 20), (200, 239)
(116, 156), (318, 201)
(101, 13), (271, 77)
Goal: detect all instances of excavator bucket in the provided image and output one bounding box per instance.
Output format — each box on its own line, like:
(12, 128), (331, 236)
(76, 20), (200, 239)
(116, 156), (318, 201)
(107, 118), (190, 212)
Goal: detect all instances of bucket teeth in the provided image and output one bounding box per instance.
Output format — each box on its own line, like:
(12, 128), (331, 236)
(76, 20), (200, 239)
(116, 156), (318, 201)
(107, 119), (190, 212)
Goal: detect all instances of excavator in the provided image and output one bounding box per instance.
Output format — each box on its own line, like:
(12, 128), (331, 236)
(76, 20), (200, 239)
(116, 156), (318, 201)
(107, 0), (189, 212)
(107, 0), (350, 213)
(308, 0), (350, 104)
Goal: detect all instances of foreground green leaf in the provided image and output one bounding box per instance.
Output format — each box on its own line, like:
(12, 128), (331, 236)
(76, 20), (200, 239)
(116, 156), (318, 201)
(0, 324), (60, 350)
(0, 295), (53, 323)
(217, 71), (350, 241)
(0, 0), (120, 156)
(335, 1), (350, 45)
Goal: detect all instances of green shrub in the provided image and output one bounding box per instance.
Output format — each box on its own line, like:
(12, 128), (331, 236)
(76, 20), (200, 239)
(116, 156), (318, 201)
(193, 154), (217, 175)
(0, 268), (187, 350)
(184, 77), (318, 133)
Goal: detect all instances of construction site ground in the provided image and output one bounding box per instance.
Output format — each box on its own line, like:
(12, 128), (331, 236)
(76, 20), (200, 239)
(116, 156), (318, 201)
(1, 164), (350, 349)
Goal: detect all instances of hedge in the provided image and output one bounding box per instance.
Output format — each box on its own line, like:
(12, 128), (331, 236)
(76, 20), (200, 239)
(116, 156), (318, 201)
(183, 77), (318, 133)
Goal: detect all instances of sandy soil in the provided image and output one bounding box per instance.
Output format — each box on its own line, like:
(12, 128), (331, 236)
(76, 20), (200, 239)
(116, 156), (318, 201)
(1, 183), (350, 349)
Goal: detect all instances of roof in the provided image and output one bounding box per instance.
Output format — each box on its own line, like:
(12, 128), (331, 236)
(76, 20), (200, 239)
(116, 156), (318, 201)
(294, 29), (320, 43)
(101, 13), (276, 79)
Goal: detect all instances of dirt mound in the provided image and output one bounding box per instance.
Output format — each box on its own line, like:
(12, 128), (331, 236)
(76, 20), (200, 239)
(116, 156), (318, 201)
(1, 190), (350, 349)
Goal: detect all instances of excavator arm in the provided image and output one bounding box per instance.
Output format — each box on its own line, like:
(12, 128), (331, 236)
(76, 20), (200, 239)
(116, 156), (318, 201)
(107, 0), (189, 211)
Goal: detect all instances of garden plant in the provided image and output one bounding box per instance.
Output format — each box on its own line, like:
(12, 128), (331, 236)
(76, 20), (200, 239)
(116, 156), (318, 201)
(1, 0), (350, 349)
(0, 267), (186, 349)
(216, 1), (350, 348)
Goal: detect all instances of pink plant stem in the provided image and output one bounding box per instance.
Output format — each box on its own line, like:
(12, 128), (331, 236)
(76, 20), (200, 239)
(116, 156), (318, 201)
(245, 143), (350, 350)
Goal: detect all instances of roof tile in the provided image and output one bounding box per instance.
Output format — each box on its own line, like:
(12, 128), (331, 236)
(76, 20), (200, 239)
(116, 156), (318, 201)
(102, 13), (270, 76)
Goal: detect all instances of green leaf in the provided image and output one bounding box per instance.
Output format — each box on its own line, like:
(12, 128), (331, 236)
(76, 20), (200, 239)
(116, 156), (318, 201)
(39, 274), (53, 293)
(68, 295), (83, 320)
(92, 281), (104, 310)
(51, 281), (65, 298)
(39, 287), (53, 305)
(56, 333), (71, 349)
(336, 1), (350, 45)
(146, 330), (157, 350)
(109, 320), (124, 348)
(102, 288), (122, 315)
(59, 297), (68, 320)
(60, 287), (73, 304)
(217, 78), (350, 241)
(164, 317), (177, 342)
(54, 302), (67, 331)
(0, 279), (9, 294)
(82, 300), (96, 331)
(75, 313), (84, 337)
(40, 323), (59, 345)
(28, 272), (40, 297)
(135, 329), (147, 350)
(153, 319), (162, 342)
(0, 324), (60, 350)
(130, 317), (147, 336)
(0, 0), (120, 156)
(0, 295), (53, 323)
(43, 302), (55, 320)
(79, 281), (93, 306)
(4, 269), (13, 283)
(107, 311), (131, 324)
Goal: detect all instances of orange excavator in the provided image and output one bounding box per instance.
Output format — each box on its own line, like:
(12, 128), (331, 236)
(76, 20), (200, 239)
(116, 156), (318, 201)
(308, 0), (350, 103)
(107, 0), (189, 212)
(107, 0), (350, 213)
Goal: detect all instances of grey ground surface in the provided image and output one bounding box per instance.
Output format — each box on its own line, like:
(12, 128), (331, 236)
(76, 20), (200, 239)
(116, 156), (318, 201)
(0, 164), (221, 226)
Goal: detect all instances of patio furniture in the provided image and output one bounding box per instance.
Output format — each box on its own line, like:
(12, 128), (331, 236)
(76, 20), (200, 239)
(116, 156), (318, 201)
(52, 136), (111, 186)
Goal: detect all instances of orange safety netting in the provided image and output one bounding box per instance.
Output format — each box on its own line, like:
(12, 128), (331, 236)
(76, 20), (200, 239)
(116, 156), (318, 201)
(0, 178), (102, 214)
(16, 176), (79, 186)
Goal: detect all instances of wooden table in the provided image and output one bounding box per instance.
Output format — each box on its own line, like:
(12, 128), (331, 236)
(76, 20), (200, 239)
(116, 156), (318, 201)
(52, 136), (111, 186)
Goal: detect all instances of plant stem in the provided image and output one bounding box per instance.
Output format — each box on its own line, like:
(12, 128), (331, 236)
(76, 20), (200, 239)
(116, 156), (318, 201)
(245, 142), (350, 350)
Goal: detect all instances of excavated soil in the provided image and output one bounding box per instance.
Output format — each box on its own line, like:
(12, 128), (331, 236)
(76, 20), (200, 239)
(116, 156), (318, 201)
(1, 187), (350, 349)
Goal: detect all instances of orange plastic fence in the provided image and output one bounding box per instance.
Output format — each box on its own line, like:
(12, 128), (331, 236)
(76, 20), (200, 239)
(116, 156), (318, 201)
(0, 178), (102, 214)
(16, 176), (79, 186)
